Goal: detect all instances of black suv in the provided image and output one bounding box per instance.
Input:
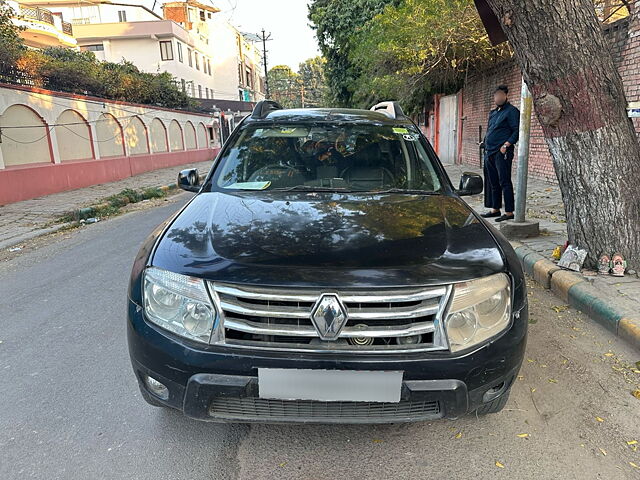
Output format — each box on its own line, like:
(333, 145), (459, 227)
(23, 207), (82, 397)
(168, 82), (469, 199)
(127, 101), (527, 423)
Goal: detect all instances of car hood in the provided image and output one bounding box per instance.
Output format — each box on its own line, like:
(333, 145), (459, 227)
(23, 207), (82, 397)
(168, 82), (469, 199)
(152, 191), (505, 288)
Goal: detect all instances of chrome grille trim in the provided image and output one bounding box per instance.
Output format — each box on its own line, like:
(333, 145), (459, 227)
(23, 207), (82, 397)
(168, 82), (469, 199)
(223, 318), (436, 338)
(208, 282), (452, 353)
(219, 298), (440, 320)
(214, 283), (447, 303)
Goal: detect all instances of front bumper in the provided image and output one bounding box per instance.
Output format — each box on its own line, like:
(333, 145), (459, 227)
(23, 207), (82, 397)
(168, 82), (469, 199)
(128, 300), (527, 423)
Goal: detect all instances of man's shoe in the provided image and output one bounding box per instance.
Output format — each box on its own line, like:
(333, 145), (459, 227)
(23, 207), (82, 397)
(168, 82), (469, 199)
(481, 211), (501, 218)
(495, 214), (514, 222)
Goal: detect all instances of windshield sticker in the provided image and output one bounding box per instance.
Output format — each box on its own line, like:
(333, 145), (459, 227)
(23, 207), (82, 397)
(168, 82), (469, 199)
(225, 181), (272, 190)
(392, 127), (409, 134)
(403, 134), (417, 141)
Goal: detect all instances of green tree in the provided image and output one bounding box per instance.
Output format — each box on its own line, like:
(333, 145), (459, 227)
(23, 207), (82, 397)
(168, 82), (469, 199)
(308, 0), (397, 107)
(348, 0), (510, 112)
(0, 0), (24, 66)
(298, 56), (328, 107)
(268, 65), (301, 108)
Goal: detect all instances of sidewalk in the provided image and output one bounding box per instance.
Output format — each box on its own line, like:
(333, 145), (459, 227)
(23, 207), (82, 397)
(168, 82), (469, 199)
(445, 163), (640, 350)
(0, 160), (213, 250)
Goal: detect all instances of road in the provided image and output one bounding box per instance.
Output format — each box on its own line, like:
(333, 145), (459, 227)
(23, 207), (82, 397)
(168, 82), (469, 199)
(1, 193), (639, 480)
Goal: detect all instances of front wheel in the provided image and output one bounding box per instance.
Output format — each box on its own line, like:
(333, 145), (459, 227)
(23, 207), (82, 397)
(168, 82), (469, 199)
(475, 389), (511, 415)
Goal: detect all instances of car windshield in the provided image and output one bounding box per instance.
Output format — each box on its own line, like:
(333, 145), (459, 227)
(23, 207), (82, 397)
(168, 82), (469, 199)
(211, 123), (442, 193)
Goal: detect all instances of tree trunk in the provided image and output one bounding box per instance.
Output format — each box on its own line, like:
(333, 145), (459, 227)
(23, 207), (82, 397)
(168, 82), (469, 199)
(486, 0), (640, 267)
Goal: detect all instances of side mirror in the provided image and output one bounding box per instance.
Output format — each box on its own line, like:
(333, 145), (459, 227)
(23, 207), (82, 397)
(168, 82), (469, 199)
(457, 172), (483, 196)
(178, 168), (201, 192)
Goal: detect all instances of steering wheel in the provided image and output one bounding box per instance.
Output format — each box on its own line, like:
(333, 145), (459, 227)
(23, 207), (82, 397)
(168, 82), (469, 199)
(248, 164), (300, 182)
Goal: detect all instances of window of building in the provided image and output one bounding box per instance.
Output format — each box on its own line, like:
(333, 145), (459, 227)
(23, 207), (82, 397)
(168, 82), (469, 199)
(176, 42), (183, 63)
(199, 10), (205, 21)
(207, 12), (212, 19)
(239, 90), (243, 100)
(237, 64), (243, 85)
(117, 10), (127, 22)
(159, 41), (173, 61)
(245, 67), (252, 89)
(198, 85), (202, 98)
(181, 79), (186, 92)
(205, 87), (209, 99)
(81, 44), (104, 52)
(187, 48), (193, 67)
(207, 59), (212, 76)
(194, 52), (200, 70)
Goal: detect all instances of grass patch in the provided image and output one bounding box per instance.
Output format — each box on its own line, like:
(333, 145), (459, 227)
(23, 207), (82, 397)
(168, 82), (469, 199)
(60, 186), (168, 223)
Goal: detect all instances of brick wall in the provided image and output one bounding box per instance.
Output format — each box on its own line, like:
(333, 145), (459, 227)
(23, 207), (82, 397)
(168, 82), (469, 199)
(619, 1), (640, 134)
(458, 15), (635, 182)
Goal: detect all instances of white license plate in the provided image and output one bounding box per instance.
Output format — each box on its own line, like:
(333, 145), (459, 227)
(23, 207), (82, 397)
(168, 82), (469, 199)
(258, 368), (403, 403)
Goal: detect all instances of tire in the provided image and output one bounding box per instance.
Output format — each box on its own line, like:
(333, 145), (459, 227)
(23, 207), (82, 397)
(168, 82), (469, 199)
(475, 389), (511, 415)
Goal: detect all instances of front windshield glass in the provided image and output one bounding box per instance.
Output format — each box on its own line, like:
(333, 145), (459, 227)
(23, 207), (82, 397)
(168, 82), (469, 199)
(211, 123), (442, 193)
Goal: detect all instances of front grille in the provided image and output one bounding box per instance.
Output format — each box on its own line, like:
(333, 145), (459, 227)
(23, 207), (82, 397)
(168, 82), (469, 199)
(208, 283), (451, 352)
(209, 397), (441, 422)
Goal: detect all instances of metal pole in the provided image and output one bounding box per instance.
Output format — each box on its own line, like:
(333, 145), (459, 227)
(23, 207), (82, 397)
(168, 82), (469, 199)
(514, 76), (533, 223)
(260, 29), (271, 98)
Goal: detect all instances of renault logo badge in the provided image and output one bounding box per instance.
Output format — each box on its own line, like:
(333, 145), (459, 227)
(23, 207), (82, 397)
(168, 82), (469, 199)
(310, 294), (348, 341)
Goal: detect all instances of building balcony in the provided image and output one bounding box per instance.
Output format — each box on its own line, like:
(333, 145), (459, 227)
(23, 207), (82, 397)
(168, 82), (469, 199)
(9, 1), (76, 48)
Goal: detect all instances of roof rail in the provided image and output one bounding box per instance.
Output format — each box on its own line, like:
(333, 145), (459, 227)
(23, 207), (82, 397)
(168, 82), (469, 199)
(370, 101), (405, 119)
(251, 100), (283, 119)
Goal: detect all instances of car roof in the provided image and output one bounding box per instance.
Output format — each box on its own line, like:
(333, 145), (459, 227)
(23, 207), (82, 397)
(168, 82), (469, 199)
(244, 107), (413, 126)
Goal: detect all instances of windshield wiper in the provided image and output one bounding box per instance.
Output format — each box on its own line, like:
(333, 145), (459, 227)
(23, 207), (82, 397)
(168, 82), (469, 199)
(272, 185), (357, 193)
(363, 188), (440, 195)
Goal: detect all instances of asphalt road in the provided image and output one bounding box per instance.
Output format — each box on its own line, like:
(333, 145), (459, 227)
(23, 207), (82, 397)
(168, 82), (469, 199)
(1, 193), (639, 480)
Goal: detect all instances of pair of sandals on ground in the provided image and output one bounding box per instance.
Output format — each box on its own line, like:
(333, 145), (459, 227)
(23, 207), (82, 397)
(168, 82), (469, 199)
(598, 253), (627, 277)
(481, 210), (514, 222)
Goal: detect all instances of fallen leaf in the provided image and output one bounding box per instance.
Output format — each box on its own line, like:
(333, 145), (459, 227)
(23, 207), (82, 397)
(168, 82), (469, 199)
(632, 390), (640, 400)
(604, 352), (614, 357)
(495, 461), (505, 468)
(517, 375), (524, 381)
(278, 462), (287, 468)
(599, 448), (607, 456)
(595, 417), (604, 422)
(527, 358), (535, 363)
(630, 462), (639, 469)
(517, 433), (529, 438)
(531, 388), (536, 393)
(455, 432), (462, 439)
(627, 440), (638, 445)
(551, 305), (569, 313)
(548, 378), (558, 383)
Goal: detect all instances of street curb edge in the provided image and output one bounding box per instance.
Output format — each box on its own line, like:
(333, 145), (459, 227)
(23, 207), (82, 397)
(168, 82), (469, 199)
(510, 242), (640, 352)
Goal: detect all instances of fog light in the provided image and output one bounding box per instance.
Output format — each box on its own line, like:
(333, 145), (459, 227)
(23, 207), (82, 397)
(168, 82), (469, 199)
(396, 334), (422, 345)
(145, 375), (169, 400)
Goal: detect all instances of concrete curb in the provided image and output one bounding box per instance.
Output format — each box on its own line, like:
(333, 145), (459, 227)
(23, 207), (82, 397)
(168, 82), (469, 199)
(512, 242), (640, 352)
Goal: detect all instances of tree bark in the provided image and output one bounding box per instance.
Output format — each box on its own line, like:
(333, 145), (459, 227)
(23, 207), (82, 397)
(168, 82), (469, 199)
(486, 0), (640, 267)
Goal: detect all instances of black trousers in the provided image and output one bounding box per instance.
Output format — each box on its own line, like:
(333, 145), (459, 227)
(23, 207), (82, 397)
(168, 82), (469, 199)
(484, 148), (515, 212)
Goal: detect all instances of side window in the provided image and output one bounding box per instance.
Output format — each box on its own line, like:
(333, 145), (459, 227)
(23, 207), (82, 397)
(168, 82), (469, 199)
(117, 10), (127, 22)
(176, 42), (183, 63)
(159, 41), (173, 61)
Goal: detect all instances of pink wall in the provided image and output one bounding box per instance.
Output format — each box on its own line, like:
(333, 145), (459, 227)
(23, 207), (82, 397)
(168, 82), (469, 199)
(0, 148), (219, 205)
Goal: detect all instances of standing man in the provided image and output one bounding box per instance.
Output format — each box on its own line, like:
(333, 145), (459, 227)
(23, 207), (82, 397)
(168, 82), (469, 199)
(481, 85), (520, 222)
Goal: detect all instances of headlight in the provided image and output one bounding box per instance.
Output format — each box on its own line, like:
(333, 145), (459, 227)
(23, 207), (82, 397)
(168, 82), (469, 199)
(143, 267), (216, 343)
(445, 273), (511, 352)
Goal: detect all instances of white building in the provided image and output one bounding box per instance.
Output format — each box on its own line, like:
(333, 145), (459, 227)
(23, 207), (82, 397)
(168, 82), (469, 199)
(7, 0), (77, 49)
(15, 0), (265, 102)
(162, 0), (265, 102)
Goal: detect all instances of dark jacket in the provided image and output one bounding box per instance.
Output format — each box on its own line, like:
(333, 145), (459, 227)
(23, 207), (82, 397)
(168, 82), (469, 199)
(485, 101), (520, 156)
